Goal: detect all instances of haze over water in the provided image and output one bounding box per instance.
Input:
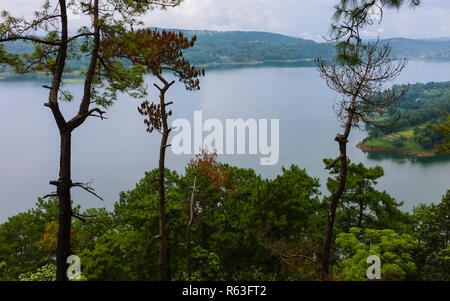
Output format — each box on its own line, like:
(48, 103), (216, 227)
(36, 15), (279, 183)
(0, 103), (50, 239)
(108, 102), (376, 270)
(1, 61), (449, 222)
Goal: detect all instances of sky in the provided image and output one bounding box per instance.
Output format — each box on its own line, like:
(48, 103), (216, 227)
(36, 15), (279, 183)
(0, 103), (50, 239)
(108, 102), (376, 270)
(1, 0), (450, 41)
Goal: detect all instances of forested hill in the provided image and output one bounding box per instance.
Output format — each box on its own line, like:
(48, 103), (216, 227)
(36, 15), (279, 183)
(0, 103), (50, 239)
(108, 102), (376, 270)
(381, 37), (450, 61)
(2, 29), (450, 72)
(175, 29), (335, 67)
(149, 29), (450, 66)
(361, 81), (450, 157)
(178, 30), (450, 65)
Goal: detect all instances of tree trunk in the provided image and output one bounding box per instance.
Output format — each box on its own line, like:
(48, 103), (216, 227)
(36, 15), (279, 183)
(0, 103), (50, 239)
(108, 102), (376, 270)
(358, 201), (364, 229)
(158, 131), (169, 281)
(157, 80), (173, 281)
(56, 130), (72, 281)
(321, 108), (354, 278)
(187, 175), (197, 280)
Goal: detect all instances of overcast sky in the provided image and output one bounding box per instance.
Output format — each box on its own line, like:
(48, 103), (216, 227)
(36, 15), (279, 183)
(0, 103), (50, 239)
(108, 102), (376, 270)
(2, 0), (450, 41)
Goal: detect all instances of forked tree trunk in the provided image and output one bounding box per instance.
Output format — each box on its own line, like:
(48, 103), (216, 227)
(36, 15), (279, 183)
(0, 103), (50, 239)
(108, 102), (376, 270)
(47, 0), (71, 282)
(52, 0), (99, 281)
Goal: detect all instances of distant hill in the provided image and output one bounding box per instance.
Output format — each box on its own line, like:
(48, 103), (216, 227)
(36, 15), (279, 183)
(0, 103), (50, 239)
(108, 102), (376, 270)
(171, 29), (335, 67)
(158, 29), (450, 66)
(360, 81), (450, 157)
(383, 38), (450, 60)
(2, 29), (450, 72)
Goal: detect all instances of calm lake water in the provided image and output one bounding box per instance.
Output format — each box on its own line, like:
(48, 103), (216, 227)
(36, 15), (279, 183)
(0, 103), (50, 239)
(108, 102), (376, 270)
(1, 61), (450, 222)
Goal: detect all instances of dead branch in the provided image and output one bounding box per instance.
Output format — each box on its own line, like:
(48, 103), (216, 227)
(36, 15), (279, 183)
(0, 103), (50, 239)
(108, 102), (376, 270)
(72, 182), (104, 201)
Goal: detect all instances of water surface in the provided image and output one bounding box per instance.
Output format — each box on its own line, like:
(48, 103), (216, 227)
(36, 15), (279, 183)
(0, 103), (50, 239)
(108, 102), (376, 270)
(1, 61), (449, 222)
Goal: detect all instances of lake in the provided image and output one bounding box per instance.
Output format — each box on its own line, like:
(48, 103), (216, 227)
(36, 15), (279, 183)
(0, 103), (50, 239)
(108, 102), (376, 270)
(1, 61), (449, 222)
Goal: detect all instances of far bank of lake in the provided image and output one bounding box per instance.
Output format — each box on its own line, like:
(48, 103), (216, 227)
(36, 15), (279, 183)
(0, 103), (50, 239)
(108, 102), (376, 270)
(356, 142), (438, 158)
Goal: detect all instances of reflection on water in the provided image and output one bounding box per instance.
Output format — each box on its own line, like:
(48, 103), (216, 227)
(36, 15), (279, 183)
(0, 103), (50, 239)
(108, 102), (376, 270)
(204, 60), (317, 71)
(365, 151), (450, 165)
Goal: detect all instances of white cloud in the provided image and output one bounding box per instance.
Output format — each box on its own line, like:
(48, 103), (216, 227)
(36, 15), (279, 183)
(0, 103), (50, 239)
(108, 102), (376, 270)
(298, 32), (324, 42)
(1, 0), (450, 40)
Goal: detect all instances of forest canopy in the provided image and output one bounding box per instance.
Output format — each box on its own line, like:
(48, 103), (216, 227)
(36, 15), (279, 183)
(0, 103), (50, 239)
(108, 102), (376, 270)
(0, 159), (448, 281)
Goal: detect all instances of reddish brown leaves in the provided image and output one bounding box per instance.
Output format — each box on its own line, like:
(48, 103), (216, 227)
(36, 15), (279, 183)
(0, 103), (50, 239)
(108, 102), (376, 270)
(100, 28), (205, 90)
(186, 150), (233, 190)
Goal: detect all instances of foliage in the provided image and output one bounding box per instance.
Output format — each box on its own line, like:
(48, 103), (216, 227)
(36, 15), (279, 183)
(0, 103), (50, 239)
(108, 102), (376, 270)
(0, 198), (58, 280)
(0, 160), (447, 281)
(77, 163), (323, 281)
(363, 82), (450, 153)
(81, 169), (187, 281)
(412, 190), (450, 281)
(334, 228), (418, 281)
(325, 158), (412, 233)
(18, 263), (87, 281)
(174, 246), (225, 281)
(330, 0), (421, 64)
(18, 264), (56, 281)
(434, 111), (450, 154)
(101, 28), (204, 91)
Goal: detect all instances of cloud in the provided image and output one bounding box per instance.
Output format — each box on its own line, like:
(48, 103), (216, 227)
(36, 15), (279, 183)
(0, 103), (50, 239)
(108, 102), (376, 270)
(298, 32), (324, 42)
(1, 0), (450, 40)
(140, 0), (293, 33)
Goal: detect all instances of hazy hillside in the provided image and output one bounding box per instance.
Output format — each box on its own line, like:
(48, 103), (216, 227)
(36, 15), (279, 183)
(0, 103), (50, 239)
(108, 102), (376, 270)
(175, 29), (335, 67)
(2, 29), (450, 72)
(385, 38), (450, 60)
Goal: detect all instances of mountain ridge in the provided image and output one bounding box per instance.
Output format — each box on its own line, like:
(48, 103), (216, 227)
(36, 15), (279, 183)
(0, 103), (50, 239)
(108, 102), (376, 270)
(2, 29), (450, 73)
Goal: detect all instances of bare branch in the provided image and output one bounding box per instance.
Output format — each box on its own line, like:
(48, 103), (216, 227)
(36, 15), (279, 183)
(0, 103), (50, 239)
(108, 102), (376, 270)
(43, 193), (58, 199)
(72, 182), (104, 201)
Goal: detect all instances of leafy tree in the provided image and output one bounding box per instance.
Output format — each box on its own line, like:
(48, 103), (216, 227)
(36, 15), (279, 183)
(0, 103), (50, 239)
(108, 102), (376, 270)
(221, 165), (322, 280)
(3, 164), (447, 281)
(324, 159), (411, 232)
(101, 28), (204, 280)
(81, 226), (156, 280)
(257, 237), (320, 280)
(37, 221), (78, 254)
(317, 41), (407, 277)
(82, 169), (188, 280)
(185, 150), (232, 279)
(79, 163), (323, 281)
(412, 190), (450, 281)
(333, 228), (417, 281)
(331, 0), (421, 64)
(18, 264), (57, 281)
(250, 166), (321, 242)
(0, 198), (58, 280)
(0, 0), (183, 280)
(174, 246), (225, 281)
(434, 111), (450, 154)
(18, 263), (87, 281)
(0, 197), (113, 281)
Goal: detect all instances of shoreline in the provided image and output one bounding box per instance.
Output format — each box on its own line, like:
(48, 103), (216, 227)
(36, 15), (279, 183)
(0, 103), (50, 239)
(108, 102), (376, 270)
(356, 142), (435, 158)
(0, 60), (316, 80)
